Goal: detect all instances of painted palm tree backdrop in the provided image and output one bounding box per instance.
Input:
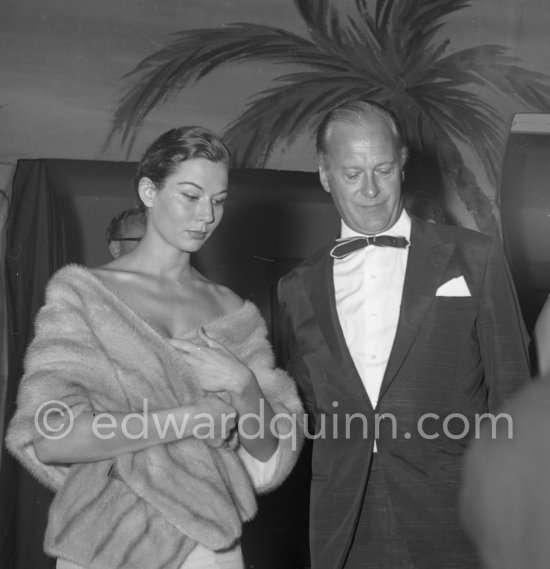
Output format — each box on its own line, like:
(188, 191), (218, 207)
(107, 0), (550, 235)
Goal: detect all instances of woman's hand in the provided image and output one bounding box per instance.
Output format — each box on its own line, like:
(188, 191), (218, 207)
(190, 394), (238, 449)
(170, 328), (279, 462)
(169, 327), (254, 395)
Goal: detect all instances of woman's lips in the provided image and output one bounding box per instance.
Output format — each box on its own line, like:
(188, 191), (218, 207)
(186, 230), (207, 240)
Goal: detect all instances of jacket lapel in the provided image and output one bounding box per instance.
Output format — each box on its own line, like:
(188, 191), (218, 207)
(301, 248), (374, 411)
(378, 218), (455, 402)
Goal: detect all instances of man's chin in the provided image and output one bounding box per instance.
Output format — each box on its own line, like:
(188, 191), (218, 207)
(350, 219), (397, 235)
(351, 208), (403, 235)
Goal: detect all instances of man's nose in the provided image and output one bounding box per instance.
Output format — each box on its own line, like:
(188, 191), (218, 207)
(362, 173), (379, 198)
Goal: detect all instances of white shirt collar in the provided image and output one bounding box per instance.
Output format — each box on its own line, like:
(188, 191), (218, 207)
(340, 208), (412, 241)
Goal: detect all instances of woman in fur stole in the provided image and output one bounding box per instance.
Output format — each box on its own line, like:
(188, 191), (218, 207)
(6, 127), (304, 569)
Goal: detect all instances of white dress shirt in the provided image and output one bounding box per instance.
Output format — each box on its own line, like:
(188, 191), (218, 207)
(333, 210), (411, 414)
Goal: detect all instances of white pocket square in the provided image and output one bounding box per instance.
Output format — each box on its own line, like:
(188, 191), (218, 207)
(436, 276), (471, 297)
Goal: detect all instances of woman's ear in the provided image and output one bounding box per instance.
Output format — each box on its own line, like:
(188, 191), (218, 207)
(108, 241), (121, 259)
(137, 177), (157, 208)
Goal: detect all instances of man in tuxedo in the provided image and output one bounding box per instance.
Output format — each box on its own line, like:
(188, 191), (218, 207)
(277, 100), (531, 569)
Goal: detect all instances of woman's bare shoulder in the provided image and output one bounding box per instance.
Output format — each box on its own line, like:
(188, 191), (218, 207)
(211, 282), (245, 314)
(90, 257), (144, 286)
(91, 255), (133, 276)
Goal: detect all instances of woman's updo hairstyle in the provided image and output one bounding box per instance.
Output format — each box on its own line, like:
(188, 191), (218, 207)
(134, 126), (231, 213)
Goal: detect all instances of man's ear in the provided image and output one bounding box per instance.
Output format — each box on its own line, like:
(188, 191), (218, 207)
(319, 165), (331, 194)
(138, 177), (157, 208)
(400, 147), (409, 169)
(109, 241), (120, 259)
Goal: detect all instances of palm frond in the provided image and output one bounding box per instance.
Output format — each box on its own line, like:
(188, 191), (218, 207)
(354, 0), (373, 28)
(427, 46), (550, 111)
(443, 162), (497, 235)
(374, 0), (470, 77)
(293, 0), (344, 47)
(344, 6), (395, 81)
(380, 89), (499, 233)
(416, 87), (505, 184)
(412, 109), (498, 233)
(405, 0), (471, 43)
(402, 40), (452, 86)
(294, 0), (400, 84)
(104, 0), (550, 234)
(387, 0), (471, 50)
(342, 1), (471, 95)
(504, 68), (550, 112)
(328, 23), (400, 88)
(105, 24), (348, 153)
(350, 1), (386, 53)
(221, 71), (386, 166)
(374, 0), (394, 34)
(371, 82), (502, 187)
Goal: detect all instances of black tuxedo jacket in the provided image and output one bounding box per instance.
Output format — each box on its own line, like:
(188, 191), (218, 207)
(277, 216), (531, 569)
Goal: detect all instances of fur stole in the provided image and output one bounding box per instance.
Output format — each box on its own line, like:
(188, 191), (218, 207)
(6, 264), (304, 569)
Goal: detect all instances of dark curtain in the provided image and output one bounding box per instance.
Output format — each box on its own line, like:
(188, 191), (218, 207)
(238, 257), (311, 569)
(0, 160), (67, 569)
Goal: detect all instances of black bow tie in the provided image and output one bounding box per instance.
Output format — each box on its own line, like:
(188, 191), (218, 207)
(330, 235), (410, 259)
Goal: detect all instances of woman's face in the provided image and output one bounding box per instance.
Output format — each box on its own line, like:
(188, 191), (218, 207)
(146, 158), (229, 253)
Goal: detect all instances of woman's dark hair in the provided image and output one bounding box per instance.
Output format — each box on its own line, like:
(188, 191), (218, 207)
(134, 126), (231, 212)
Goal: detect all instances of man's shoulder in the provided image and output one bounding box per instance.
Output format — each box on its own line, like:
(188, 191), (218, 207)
(415, 217), (495, 250)
(279, 243), (331, 285)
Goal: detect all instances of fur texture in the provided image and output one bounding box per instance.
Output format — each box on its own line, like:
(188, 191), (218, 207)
(6, 264), (304, 569)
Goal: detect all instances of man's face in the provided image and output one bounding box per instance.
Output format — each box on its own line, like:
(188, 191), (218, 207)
(109, 218), (145, 259)
(117, 221), (145, 256)
(319, 118), (405, 235)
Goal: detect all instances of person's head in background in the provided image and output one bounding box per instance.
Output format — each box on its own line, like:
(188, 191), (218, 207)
(105, 207), (146, 259)
(402, 189), (447, 224)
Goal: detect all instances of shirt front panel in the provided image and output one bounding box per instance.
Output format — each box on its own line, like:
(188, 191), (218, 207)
(333, 211), (411, 409)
